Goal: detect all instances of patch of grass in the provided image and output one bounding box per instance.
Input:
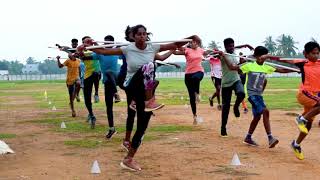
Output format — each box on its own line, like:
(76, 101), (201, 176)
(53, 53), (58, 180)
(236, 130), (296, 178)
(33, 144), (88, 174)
(149, 125), (197, 133)
(0, 134), (16, 139)
(64, 139), (102, 148)
(27, 118), (65, 125)
(56, 122), (197, 134)
(64, 134), (161, 149)
(0, 77), (302, 109)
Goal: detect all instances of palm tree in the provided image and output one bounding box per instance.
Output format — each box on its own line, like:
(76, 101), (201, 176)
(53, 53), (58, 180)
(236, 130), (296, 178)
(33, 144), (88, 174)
(263, 36), (277, 55)
(276, 34), (298, 57)
(207, 41), (221, 50)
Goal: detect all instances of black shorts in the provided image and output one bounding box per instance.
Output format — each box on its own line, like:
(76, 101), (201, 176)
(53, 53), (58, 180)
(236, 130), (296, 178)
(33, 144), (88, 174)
(67, 80), (80, 96)
(211, 76), (221, 88)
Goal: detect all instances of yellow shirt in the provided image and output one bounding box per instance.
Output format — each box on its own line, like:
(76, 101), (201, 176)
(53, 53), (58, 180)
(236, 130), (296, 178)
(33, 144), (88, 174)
(63, 59), (80, 85)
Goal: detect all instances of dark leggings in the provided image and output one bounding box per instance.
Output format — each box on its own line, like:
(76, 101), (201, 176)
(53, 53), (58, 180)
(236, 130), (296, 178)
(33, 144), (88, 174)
(94, 72), (101, 95)
(185, 71), (204, 115)
(126, 69), (152, 149)
(221, 80), (245, 129)
(104, 72), (117, 128)
(83, 72), (100, 116)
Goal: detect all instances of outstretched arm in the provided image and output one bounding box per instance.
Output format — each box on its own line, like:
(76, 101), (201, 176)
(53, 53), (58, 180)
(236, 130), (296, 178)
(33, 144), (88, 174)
(155, 50), (174, 61)
(159, 35), (198, 52)
(235, 44), (254, 51)
(275, 68), (296, 73)
(90, 48), (123, 55)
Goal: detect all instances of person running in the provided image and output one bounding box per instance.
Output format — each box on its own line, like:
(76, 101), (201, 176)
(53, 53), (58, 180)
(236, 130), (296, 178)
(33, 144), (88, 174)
(274, 41), (320, 160)
(96, 35), (122, 139)
(208, 55), (222, 110)
(119, 25), (177, 152)
(219, 38), (253, 137)
(77, 24), (193, 171)
(78, 36), (101, 129)
(173, 36), (209, 125)
(56, 53), (81, 117)
(218, 46), (294, 147)
(56, 38), (82, 102)
(239, 52), (249, 113)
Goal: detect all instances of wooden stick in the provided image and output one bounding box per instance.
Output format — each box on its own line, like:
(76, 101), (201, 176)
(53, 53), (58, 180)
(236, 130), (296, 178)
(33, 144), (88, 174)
(48, 57), (67, 60)
(154, 60), (176, 67)
(223, 53), (300, 72)
(69, 39), (193, 51)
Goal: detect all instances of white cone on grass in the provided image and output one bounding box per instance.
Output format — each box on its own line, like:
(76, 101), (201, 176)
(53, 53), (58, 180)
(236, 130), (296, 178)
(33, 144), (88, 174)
(230, 153), (242, 166)
(60, 122), (66, 129)
(180, 96), (184, 100)
(52, 106), (56, 111)
(91, 160), (101, 174)
(44, 91), (48, 100)
(48, 101), (52, 105)
(0, 140), (14, 154)
(196, 116), (203, 123)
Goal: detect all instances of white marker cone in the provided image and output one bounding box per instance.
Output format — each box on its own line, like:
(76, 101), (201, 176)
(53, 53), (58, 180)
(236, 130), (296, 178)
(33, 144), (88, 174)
(52, 106), (56, 111)
(180, 96), (184, 100)
(44, 91), (48, 100)
(48, 101), (52, 105)
(91, 160), (101, 174)
(0, 140), (14, 154)
(230, 153), (242, 166)
(196, 116), (203, 123)
(60, 122), (66, 129)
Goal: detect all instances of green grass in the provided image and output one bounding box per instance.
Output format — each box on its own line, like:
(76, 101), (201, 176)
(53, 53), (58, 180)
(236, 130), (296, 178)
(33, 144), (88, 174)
(0, 77), (302, 109)
(63, 134), (160, 148)
(0, 134), (17, 139)
(64, 139), (102, 148)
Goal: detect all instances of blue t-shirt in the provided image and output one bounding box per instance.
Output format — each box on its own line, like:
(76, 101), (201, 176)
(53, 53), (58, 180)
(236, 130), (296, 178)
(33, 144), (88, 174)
(119, 55), (127, 76)
(79, 61), (85, 79)
(97, 54), (119, 83)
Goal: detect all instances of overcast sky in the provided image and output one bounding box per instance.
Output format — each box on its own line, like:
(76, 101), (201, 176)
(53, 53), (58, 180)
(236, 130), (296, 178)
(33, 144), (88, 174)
(1, 0), (319, 63)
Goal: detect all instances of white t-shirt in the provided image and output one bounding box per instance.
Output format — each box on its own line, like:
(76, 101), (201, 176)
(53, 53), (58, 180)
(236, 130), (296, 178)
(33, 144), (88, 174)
(121, 43), (160, 86)
(209, 56), (222, 78)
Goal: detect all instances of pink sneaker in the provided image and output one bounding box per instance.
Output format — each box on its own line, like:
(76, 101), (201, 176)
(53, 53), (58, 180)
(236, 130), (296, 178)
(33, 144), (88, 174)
(122, 141), (131, 152)
(145, 96), (164, 112)
(120, 157), (142, 171)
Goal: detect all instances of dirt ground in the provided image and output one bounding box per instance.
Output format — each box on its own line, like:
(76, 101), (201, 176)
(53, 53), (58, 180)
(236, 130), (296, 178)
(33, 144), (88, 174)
(1, 93), (320, 180)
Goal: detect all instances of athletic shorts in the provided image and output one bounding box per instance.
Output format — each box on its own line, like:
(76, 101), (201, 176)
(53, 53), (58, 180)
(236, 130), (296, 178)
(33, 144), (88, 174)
(67, 79), (80, 96)
(297, 90), (320, 118)
(211, 76), (221, 88)
(248, 95), (266, 117)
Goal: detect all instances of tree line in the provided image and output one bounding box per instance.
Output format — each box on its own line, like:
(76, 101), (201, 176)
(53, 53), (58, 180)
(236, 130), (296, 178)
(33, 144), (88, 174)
(0, 35), (317, 74)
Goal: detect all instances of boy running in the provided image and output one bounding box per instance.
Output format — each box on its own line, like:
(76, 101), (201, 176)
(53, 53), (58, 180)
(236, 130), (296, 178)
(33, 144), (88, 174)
(56, 54), (81, 117)
(219, 46), (295, 147)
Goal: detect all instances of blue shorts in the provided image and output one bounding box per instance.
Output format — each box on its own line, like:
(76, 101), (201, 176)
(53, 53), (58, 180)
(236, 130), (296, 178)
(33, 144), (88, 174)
(248, 95), (266, 117)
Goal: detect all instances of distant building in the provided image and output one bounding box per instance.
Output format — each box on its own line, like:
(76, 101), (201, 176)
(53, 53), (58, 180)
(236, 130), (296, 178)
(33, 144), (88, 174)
(0, 70), (9, 75)
(22, 64), (40, 74)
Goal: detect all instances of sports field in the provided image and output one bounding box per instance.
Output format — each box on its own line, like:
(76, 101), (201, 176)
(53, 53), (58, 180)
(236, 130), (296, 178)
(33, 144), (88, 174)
(1, 77), (320, 179)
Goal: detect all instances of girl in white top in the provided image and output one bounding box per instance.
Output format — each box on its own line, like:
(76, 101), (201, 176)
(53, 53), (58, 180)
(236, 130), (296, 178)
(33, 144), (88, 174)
(78, 24), (195, 171)
(208, 55), (222, 109)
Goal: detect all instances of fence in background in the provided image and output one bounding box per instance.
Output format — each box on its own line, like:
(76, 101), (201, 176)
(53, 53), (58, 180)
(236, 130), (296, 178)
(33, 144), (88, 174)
(0, 72), (300, 81)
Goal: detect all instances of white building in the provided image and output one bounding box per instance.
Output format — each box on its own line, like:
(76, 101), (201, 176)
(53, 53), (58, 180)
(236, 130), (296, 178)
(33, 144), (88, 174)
(0, 70), (9, 75)
(22, 64), (40, 74)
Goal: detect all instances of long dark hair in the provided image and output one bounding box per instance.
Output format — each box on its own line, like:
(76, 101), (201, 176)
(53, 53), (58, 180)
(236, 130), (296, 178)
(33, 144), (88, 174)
(131, 24), (152, 41)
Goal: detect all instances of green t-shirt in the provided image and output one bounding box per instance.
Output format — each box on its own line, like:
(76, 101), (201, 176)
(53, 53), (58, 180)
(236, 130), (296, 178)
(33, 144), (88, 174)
(81, 51), (101, 79)
(240, 61), (276, 96)
(221, 53), (240, 87)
